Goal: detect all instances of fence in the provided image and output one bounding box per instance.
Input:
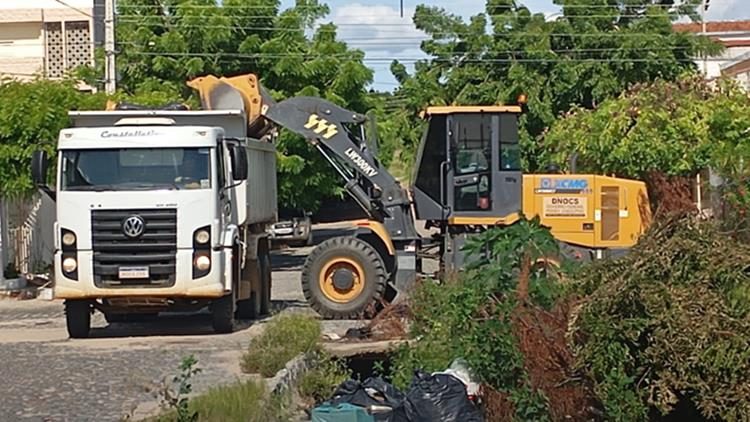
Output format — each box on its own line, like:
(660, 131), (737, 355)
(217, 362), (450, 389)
(4, 195), (55, 276)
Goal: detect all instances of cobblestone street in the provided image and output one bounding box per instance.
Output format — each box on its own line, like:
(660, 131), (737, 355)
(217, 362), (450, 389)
(0, 226), (359, 422)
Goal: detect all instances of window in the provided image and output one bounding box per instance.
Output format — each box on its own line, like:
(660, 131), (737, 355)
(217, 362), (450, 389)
(499, 114), (521, 171)
(453, 114), (492, 175)
(61, 147), (211, 191)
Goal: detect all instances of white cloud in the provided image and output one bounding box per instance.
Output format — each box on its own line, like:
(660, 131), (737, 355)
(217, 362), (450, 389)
(317, 3), (431, 90)
(706, 0), (750, 21)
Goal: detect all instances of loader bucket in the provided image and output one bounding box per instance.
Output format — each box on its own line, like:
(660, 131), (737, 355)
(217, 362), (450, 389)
(187, 73), (276, 139)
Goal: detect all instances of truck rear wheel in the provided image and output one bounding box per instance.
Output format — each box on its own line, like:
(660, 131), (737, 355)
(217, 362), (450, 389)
(65, 300), (91, 339)
(301, 236), (387, 319)
(259, 252), (272, 316)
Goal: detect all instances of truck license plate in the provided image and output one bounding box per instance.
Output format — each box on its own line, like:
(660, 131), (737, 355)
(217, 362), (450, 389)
(119, 266), (149, 279)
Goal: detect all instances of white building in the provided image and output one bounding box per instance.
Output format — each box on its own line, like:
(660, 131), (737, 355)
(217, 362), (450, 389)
(673, 20), (750, 89)
(0, 0), (103, 82)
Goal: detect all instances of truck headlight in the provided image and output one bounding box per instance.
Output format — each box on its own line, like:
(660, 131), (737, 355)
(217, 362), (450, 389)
(62, 232), (76, 246)
(62, 257), (78, 273)
(194, 255), (211, 271)
(194, 229), (210, 245)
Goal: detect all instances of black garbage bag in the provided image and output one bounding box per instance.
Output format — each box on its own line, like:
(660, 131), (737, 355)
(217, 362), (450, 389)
(329, 377), (409, 422)
(403, 371), (483, 422)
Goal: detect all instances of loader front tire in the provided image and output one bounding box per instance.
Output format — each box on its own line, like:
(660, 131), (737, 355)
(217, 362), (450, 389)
(301, 236), (387, 319)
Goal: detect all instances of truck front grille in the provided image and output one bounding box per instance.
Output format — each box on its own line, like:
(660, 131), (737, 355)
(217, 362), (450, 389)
(91, 209), (177, 287)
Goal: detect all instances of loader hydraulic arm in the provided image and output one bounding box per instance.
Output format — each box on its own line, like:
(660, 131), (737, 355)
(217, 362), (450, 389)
(261, 97), (419, 242)
(186, 73), (418, 243)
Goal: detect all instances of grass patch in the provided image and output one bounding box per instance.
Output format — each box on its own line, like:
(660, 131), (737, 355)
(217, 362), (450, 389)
(297, 352), (352, 406)
(241, 312), (321, 377)
(188, 380), (291, 422)
(152, 380), (293, 422)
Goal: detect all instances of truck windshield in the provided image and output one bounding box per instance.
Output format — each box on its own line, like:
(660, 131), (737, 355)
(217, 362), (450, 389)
(61, 147), (211, 191)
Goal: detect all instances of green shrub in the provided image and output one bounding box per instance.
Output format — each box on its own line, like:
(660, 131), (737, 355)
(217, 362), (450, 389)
(390, 217), (565, 420)
(297, 352), (352, 405)
(573, 216), (750, 421)
(241, 313), (321, 377)
(187, 380), (291, 422)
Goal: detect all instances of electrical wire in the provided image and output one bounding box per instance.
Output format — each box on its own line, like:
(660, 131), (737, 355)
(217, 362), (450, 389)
(53, 0), (93, 17)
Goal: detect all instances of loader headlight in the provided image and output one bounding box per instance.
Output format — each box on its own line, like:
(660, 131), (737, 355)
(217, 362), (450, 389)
(62, 232), (76, 246)
(62, 257), (78, 273)
(194, 229), (210, 245)
(194, 255), (211, 271)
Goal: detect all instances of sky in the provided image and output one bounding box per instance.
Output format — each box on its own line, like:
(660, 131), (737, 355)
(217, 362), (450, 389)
(279, 0), (750, 91)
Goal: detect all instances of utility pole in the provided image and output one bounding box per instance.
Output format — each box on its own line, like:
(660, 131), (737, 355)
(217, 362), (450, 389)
(701, 0), (712, 75)
(104, 0), (116, 95)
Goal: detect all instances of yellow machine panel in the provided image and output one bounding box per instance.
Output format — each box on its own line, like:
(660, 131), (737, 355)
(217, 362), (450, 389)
(522, 174), (651, 249)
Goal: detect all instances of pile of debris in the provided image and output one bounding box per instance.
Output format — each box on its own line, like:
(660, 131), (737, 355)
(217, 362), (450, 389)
(311, 359), (482, 422)
(0, 273), (52, 300)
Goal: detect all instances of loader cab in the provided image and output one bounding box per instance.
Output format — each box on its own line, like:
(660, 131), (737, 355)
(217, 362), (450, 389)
(412, 106), (523, 226)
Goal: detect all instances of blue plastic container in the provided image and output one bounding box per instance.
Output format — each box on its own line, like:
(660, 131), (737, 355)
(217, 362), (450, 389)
(311, 403), (375, 422)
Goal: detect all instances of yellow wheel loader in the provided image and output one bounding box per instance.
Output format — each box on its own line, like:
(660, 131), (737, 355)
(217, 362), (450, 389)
(188, 74), (652, 319)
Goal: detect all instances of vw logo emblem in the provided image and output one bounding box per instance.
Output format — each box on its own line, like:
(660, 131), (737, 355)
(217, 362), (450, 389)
(122, 215), (145, 238)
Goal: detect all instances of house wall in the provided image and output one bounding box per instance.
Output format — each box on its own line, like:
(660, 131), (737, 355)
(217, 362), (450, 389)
(0, 1), (96, 81)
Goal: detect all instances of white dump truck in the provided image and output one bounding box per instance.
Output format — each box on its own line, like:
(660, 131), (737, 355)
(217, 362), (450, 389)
(31, 79), (278, 338)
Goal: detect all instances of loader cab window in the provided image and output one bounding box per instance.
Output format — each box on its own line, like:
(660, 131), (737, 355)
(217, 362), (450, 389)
(451, 114), (493, 211)
(453, 114), (491, 176)
(500, 114), (521, 171)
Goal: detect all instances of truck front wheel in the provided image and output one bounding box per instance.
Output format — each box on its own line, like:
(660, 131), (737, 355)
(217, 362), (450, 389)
(65, 300), (92, 339)
(301, 236), (387, 319)
(212, 293), (235, 333)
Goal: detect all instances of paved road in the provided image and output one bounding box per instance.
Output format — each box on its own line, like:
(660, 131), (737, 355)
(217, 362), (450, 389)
(0, 225), (358, 422)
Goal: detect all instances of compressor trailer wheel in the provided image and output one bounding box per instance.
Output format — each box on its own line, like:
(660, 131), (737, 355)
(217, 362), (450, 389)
(301, 236), (387, 319)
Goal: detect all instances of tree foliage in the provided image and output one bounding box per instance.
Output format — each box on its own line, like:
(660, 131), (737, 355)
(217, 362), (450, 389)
(378, 0), (720, 176)
(391, 217), (574, 420)
(573, 216), (750, 421)
(114, 0), (376, 211)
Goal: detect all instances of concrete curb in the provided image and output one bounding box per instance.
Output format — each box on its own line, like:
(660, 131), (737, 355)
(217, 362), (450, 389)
(267, 351), (316, 395)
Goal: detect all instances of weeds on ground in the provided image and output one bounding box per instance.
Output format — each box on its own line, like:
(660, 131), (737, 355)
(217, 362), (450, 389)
(240, 312), (321, 377)
(389, 217), (589, 421)
(186, 380), (293, 422)
(297, 351), (352, 406)
(572, 215), (750, 421)
(156, 355), (201, 422)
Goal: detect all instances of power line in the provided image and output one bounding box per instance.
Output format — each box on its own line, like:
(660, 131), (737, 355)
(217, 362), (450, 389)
(116, 43), (696, 55)
(116, 13), (685, 22)
(53, 0), (93, 17)
(114, 20), (708, 37)
(116, 3), (691, 10)
(118, 50), (727, 63)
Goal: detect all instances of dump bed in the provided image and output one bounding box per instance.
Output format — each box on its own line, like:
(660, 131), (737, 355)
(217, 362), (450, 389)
(242, 139), (277, 225)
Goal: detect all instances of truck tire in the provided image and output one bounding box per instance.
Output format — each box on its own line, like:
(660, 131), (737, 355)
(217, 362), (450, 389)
(301, 236), (387, 319)
(212, 293), (235, 333)
(236, 258), (259, 320)
(259, 251), (272, 316)
(213, 246), (239, 333)
(65, 300), (91, 339)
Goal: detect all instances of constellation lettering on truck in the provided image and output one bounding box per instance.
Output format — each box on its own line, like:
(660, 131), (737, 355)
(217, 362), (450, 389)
(345, 148), (379, 177)
(100, 129), (159, 138)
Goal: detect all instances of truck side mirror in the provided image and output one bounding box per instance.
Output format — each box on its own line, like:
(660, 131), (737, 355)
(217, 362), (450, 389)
(229, 145), (248, 181)
(31, 150), (49, 186)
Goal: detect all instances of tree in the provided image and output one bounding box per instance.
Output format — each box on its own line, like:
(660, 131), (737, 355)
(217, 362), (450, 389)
(379, 0), (720, 176)
(114, 0), (376, 211)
